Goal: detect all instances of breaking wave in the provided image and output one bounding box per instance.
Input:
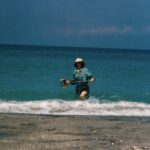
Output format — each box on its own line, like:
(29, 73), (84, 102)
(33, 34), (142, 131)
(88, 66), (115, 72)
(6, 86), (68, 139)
(0, 97), (150, 116)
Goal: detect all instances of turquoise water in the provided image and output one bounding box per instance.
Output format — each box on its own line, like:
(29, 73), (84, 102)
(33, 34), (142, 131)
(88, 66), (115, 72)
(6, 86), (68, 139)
(0, 45), (150, 116)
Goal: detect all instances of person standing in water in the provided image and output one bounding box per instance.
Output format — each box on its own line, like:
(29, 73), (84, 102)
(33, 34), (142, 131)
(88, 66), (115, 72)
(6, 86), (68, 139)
(66, 58), (95, 99)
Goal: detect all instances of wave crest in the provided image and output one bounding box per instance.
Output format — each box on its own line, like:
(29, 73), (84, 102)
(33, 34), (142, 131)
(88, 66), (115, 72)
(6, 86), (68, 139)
(0, 98), (150, 116)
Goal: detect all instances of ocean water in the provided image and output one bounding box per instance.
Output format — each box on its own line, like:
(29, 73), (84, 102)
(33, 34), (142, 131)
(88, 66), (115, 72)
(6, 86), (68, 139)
(0, 45), (150, 116)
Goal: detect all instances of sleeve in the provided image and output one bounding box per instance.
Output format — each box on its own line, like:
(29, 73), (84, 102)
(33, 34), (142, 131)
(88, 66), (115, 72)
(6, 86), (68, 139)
(85, 68), (95, 80)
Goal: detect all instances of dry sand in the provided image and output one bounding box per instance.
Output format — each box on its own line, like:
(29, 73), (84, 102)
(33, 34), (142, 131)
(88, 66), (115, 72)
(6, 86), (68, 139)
(0, 113), (150, 150)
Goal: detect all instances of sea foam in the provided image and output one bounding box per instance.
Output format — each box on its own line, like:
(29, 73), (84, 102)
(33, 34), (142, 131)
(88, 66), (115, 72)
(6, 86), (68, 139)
(0, 98), (150, 116)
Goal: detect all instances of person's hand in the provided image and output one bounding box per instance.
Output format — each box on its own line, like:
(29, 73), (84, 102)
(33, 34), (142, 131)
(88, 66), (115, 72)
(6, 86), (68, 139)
(89, 78), (95, 82)
(66, 80), (70, 84)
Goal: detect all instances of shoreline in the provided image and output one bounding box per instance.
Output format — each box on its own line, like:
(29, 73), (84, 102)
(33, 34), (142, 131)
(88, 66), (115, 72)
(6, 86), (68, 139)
(0, 113), (150, 150)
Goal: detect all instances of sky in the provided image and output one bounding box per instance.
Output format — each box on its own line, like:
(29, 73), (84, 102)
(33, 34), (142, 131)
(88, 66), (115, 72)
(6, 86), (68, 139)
(0, 0), (150, 49)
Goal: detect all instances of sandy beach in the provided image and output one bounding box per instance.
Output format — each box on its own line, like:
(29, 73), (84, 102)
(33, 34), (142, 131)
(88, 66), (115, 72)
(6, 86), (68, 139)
(0, 113), (150, 150)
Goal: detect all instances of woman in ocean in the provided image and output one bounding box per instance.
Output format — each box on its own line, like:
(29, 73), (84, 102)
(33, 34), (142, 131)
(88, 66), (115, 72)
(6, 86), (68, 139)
(66, 58), (95, 99)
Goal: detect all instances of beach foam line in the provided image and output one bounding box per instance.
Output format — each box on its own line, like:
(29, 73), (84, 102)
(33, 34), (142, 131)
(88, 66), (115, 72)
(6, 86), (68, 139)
(0, 98), (150, 116)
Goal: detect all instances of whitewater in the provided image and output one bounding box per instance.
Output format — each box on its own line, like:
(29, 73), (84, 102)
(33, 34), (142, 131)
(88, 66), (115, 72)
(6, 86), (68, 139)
(1, 97), (150, 116)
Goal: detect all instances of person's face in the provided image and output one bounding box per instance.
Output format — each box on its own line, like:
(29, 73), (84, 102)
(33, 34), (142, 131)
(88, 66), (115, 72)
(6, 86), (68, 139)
(76, 62), (82, 69)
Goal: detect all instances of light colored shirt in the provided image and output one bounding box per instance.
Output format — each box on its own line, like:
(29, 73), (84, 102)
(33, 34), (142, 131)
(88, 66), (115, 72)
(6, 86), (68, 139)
(72, 67), (94, 85)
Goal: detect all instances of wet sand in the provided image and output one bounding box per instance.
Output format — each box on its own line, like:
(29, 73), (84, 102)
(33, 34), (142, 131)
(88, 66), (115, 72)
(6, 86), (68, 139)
(0, 113), (150, 150)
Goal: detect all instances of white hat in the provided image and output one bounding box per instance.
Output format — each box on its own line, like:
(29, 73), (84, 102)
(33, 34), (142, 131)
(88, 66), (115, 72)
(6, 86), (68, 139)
(74, 58), (84, 63)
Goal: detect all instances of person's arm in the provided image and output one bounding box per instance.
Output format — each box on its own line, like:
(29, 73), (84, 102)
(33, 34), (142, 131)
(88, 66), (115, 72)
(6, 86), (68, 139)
(86, 68), (95, 82)
(67, 71), (82, 85)
(69, 80), (87, 85)
(66, 71), (77, 85)
(67, 80), (77, 85)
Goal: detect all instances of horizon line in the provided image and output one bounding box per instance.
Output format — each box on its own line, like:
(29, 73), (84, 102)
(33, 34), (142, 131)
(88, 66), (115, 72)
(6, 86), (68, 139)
(0, 43), (150, 51)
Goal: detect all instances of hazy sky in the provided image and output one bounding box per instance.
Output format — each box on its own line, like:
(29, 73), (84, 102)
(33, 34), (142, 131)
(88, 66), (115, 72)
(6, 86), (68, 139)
(0, 0), (150, 49)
